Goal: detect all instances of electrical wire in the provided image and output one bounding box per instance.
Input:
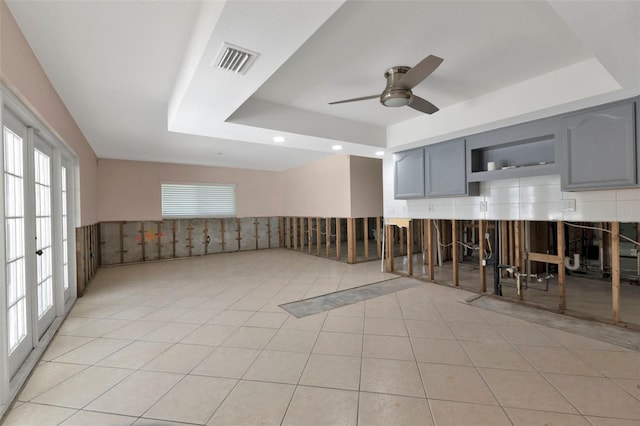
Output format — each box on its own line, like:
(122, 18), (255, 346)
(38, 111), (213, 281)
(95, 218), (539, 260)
(565, 222), (640, 247)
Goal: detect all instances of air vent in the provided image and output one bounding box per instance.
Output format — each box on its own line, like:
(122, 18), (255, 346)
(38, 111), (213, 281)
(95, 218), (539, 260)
(214, 43), (258, 75)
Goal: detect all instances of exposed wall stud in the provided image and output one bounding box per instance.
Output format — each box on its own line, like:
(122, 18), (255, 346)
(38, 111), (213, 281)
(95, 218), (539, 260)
(385, 224), (394, 272)
(452, 219), (459, 286)
(364, 218), (369, 261)
(326, 218), (331, 257)
(336, 218), (342, 260)
(376, 217), (382, 259)
(347, 218), (356, 264)
(316, 218), (321, 256)
(611, 221), (620, 322)
(427, 219), (434, 281)
(407, 220), (413, 276)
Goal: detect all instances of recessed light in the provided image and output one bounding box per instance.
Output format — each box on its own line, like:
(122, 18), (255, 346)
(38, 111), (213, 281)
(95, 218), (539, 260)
(273, 136), (285, 143)
(375, 151), (384, 156)
(332, 145), (343, 151)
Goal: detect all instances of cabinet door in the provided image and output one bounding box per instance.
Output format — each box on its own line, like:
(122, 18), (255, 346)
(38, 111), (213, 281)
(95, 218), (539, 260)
(394, 148), (425, 199)
(562, 102), (637, 190)
(425, 139), (473, 197)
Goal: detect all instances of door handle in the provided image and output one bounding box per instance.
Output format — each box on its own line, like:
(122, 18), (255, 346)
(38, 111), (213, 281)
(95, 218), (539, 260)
(35, 249), (43, 256)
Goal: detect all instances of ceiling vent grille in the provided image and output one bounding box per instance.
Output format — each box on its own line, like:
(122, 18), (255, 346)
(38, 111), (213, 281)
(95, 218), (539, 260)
(214, 43), (258, 75)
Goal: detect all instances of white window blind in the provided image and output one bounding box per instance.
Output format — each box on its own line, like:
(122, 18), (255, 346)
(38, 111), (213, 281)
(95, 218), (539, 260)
(161, 183), (236, 218)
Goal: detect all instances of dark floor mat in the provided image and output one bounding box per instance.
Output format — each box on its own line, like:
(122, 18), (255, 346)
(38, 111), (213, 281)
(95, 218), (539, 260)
(279, 277), (422, 318)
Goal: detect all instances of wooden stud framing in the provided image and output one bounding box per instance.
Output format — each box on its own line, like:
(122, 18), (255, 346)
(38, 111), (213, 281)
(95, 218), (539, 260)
(427, 219), (434, 281)
(308, 218), (313, 254)
(267, 218), (273, 248)
(254, 218), (259, 250)
(336, 218), (342, 261)
(500, 221), (508, 277)
(479, 220), (486, 292)
(171, 220), (177, 258)
(236, 218), (242, 252)
(157, 221), (163, 259)
(220, 219), (226, 252)
(203, 219), (209, 255)
(399, 225), (405, 256)
(326, 218), (331, 257)
(347, 218), (356, 264)
(452, 219), (459, 286)
(119, 222), (125, 264)
(385, 224), (394, 272)
(363, 218), (369, 261)
(316, 218), (321, 256)
(300, 217), (305, 252)
(557, 221), (566, 311)
(611, 221), (620, 323)
(140, 221), (146, 261)
(423, 219), (428, 266)
(279, 217), (284, 248)
(407, 220), (413, 276)
(376, 217), (382, 259)
(293, 217), (298, 250)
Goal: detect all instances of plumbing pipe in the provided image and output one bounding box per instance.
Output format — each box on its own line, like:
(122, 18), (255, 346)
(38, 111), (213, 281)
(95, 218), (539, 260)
(564, 253), (581, 271)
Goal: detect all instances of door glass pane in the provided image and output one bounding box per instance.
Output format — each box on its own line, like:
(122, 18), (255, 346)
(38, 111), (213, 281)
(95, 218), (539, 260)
(4, 126), (27, 353)
(34, 148), (53, 318)
(61, 166), (69, 291)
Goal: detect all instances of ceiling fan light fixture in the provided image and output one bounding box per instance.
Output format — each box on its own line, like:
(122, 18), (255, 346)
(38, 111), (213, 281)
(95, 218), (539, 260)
(381, 90), (412, 107)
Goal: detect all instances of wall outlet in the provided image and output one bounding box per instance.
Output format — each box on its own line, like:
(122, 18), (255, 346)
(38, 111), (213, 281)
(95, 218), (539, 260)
(479, 201), (488, 212)
(561, 199), (576, 212)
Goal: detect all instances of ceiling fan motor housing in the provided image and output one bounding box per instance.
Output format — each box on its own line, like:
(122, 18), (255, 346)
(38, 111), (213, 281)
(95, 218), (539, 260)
(381, 66), (412, 107)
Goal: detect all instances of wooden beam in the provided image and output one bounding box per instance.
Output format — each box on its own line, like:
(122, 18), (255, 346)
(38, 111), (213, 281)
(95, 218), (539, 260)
(308, 218), (313, 254)
(611, 221), (620, 323)
(336, 218), (342, 260)
(452, 219), (459, 286)
(385, 224), (394, 272)
(528, 252), (561, 265)
(326, 218), (331, 257)
(479, 220), (486, 292)
(427, 219), (434, 281)
(407, 220), (413, 276)
(347, 218), (356, 264)
(399, 224), (405, 255)
(376, 217), (382, 259)
(220, 219), (226, 252)
(423, 219), (428, 265)
(317, 218), (321, 256)
(300, 217), (305, 252)
(557, 221), (566, 311)
(279, 217), (284, 248)
(293, 217), (298, 250)
(364, 218), (369, 261)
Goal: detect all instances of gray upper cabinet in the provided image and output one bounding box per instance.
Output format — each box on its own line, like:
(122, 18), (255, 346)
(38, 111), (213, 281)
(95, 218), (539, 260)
(561, 101), (637, 191)
(425, 139), (478, 197)
(394, 147), (425, 199)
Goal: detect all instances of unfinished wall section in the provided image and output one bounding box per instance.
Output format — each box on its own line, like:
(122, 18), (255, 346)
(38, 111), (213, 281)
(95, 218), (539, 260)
(100, 217), (279, 266)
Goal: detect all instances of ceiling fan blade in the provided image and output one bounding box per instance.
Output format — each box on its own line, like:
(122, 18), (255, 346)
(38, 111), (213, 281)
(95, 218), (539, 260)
(408, 95), (439, 114)
(328, 94), (379, 105)
(398, 55), (443, 90)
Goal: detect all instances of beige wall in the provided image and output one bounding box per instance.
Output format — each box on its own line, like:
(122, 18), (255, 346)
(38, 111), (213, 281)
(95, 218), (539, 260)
(97, 159), (282, 221)
(349, 156), (383, 218)
(1, 1), (98, 225)
(280, 155), (352, 217)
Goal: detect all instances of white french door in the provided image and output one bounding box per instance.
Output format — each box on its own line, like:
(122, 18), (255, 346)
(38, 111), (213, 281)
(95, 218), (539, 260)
(3, 109), (31, 379)
(33, 136), (55, 338)
(3, 107), (67, 379)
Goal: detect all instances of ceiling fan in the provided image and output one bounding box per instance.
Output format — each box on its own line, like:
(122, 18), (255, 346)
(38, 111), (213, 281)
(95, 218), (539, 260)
(329, 54), (443, 114)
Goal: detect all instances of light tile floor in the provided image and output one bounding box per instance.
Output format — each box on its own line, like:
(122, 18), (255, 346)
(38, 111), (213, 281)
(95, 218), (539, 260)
(3, 249), (639, 426)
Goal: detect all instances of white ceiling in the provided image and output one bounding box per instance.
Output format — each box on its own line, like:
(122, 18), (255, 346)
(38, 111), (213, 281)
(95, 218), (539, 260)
(5, 0), (640, 171)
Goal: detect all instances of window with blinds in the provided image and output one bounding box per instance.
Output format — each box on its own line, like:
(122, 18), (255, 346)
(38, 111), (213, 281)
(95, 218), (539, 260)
(161, 183), (236, 218)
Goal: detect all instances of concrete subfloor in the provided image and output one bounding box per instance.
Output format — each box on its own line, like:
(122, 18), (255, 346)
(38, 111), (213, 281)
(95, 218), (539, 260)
(394, 254), (640, 327)
(4, 249), (640, 426)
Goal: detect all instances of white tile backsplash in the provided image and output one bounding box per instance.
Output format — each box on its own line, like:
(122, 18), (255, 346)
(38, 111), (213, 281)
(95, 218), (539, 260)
(383, 157), (630, 222)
